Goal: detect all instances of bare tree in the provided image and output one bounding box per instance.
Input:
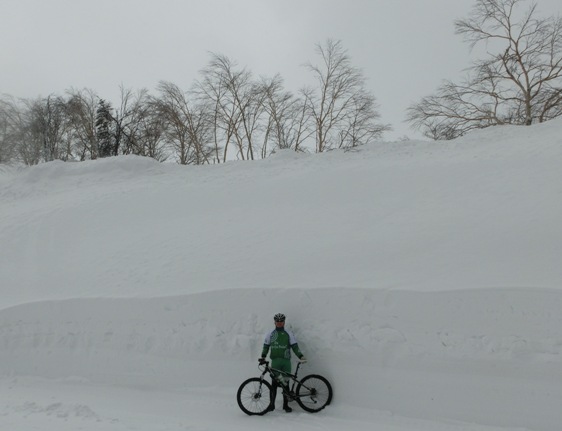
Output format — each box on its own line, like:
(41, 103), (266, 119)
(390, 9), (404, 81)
(260, 75), (313, 156)
(238, 79), (268, 161)
(135, 104), (169, 161)
(11, 98), (42, 165)
(195, 56), (231, 163)
(23, 95), (69, 162)
(408, 0), (562, 139)
(65, 88), (99, 160)
(303, 39), (389, 152)
(337, 90), (390, 149)
(407, 74), (509, 140)
(112, 86), (152, 156)
(0, 96), (43, 165)
(0, 96), (21, 164)
(154, 81), (213, 165)
(195, 53), (269, 161)
(1, 95), (71, 165)
(117, 89), (168, 161)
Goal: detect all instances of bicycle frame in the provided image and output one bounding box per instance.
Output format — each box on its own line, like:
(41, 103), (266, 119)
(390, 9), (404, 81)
(258, 360), (304, 398)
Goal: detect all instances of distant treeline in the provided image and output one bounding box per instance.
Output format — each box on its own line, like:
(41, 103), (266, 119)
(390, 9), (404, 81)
(2, 1), (561, 166)
(0, 40), (390, 165)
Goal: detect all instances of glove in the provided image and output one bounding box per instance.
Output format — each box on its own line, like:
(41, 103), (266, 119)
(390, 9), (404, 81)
(258, 358), (267, 365)
(299, 357), (307, 363)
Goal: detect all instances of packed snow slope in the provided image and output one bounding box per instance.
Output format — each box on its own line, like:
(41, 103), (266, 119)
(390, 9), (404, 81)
(1, 118), (562, 430)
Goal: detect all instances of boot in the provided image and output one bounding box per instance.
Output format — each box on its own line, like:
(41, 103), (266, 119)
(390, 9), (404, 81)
(282, 394), (292, 413)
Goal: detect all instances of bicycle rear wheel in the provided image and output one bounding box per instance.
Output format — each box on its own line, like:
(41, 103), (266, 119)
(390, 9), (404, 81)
(237, 377), (272, 415)
(296, 374), (332, 413)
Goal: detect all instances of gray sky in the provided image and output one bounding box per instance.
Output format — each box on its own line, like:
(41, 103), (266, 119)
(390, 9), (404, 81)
(1, 0), (561, 139)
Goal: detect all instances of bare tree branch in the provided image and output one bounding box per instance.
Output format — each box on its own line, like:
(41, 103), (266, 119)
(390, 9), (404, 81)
(303, 39), (389, 152)
(409, 0), (562, 139)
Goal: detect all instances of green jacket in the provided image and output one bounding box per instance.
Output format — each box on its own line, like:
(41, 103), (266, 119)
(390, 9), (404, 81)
(261, 328), (304, 360)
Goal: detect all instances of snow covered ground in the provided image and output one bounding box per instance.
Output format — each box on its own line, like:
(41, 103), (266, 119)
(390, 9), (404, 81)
(1, 118), (562, 430)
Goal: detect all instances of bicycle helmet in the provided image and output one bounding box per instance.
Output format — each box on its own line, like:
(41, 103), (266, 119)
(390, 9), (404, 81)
(273, 313), (286, 322)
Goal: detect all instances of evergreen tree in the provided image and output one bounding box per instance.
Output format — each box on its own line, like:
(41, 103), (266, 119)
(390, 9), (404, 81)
(96, 99), (115, 158)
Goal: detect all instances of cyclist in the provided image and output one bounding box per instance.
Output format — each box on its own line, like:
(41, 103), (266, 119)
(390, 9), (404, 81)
(260, 313), (306, 413)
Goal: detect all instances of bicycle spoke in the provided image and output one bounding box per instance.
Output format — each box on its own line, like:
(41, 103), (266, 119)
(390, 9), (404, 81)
(237, 378), (271, 415)
(243, 383), (265, 412)
(296, 375), (332, 412)
(299, 384), (329, 404)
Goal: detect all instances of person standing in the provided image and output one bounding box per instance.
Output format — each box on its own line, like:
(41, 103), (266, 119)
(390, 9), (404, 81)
(260, 313), (306, 413)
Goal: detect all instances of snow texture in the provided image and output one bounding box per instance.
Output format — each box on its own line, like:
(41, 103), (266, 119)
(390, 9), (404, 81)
(1, 118), (562, 430)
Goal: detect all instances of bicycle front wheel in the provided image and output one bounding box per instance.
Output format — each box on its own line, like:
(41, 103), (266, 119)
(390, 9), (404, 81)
(296, 374), (332, 413)
(237, 377), (272, 415)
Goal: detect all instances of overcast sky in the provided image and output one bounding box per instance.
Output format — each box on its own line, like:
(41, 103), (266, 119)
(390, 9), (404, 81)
(1, 0), (561, 140)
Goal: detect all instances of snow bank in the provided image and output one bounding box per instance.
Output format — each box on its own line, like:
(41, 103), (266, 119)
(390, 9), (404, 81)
(2, 287), (562, 429)
(2, 124), (562, 309)
(2, 119), (562, 430)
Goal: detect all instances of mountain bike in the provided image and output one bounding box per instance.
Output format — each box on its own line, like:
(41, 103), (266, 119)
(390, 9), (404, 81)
(237, 358), (333, 415)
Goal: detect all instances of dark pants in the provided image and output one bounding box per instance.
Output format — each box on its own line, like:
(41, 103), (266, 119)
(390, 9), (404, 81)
(270, 377), (290, 408)
(270, 358), (291, 409)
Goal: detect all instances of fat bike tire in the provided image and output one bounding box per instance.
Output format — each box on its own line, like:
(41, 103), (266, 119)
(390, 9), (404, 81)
(237, 377), (273, 415)
(295, 374), (333, 413)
